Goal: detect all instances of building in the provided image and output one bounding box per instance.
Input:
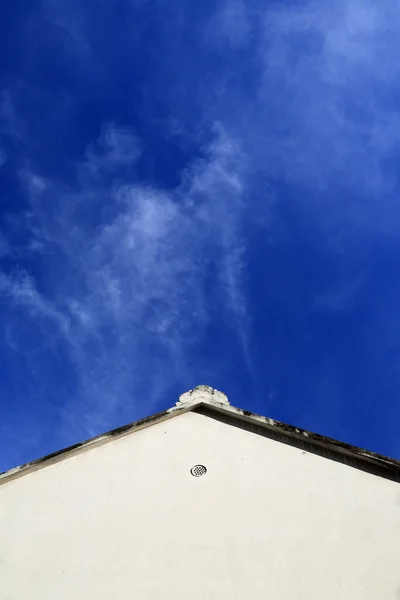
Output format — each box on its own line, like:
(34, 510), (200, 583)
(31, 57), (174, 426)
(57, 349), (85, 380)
(1, 385), (400, 599)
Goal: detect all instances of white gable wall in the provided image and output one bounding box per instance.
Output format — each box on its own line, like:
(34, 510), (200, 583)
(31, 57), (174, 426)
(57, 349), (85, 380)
(1, 410), (399, 599)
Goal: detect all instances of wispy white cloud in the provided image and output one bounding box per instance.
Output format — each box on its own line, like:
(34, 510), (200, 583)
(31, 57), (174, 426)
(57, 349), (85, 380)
(202, 0), (400, 319)
(0, 121), (250, 440)
(2, 0), (400, 462)
(0, 269), (70, 357)
(205, 0), (400, 428)
(85, 124), (142, 176)
(207, 0), (251, 47)
(208, 0), (400, 200)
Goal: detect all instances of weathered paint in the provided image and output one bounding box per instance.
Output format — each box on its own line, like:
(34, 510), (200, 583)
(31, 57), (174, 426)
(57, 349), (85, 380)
(1, 409), (400, 599)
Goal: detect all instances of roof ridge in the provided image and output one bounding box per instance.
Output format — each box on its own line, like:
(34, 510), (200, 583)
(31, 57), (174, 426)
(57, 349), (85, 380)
(1, 386), (399, 486)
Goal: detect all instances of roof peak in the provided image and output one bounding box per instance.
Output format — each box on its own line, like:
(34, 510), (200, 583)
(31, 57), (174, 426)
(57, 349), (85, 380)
(2, 385), (400, 486)
(175, 385), (230, 408)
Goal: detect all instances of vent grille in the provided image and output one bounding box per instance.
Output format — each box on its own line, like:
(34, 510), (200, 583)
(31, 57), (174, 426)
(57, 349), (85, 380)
(190, 465), (207, 477)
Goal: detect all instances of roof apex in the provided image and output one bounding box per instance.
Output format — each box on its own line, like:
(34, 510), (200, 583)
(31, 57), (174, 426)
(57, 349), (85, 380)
(175, 385), (230, 408)
(2, 386), (400, 487)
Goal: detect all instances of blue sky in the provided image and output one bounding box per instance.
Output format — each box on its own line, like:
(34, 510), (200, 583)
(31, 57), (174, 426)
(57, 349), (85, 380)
(1, 0), (400, 472)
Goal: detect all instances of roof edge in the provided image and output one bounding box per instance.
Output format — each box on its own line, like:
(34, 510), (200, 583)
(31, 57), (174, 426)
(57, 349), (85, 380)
(194, 403), (400, 480)
(0, 402), (190, 485)
(1, 394), (400, 486)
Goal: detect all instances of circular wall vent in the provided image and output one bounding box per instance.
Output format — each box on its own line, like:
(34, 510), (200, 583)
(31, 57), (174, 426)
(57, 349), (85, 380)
(190, 465), (207, 477)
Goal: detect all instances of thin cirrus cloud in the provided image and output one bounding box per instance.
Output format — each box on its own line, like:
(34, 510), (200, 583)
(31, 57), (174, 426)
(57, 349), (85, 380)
(212, 0), (400, 199)
(1, 0), (400, 468)
(0, 116), (249, 445)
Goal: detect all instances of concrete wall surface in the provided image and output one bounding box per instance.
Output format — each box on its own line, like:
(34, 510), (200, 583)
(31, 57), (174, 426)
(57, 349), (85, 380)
(1, 411), (400, 599)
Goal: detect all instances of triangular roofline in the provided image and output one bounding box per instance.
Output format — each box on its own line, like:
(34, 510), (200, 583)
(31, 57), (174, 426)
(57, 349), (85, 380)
(1, 386), (400, 486)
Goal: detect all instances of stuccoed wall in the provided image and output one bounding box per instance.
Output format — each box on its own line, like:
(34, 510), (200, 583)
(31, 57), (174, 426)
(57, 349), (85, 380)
(1, 410), (399, 599)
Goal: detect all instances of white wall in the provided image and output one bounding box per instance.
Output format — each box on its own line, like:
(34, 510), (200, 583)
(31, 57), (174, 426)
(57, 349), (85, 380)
(1, 411), (400, 599)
